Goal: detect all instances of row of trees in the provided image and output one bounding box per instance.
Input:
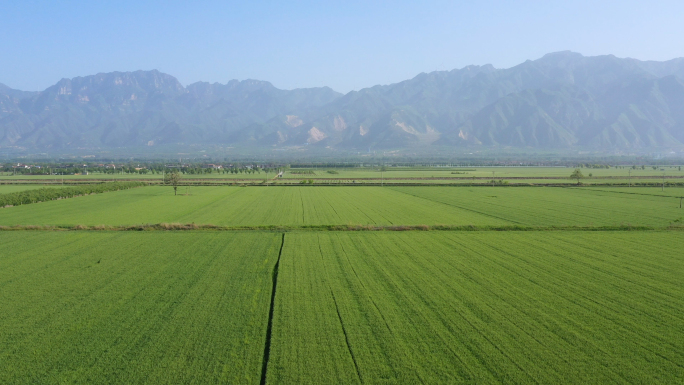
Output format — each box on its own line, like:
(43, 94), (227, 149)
(622, 165), (682, 171)
(575, 164), (611, 169)
(0, 182), (146, 207)
(181, 167), (277, 175)
(575, 165), (683, 171)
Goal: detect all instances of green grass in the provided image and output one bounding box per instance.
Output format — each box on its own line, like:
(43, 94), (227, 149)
(269, 231), (684, 383)
(0, 231), (281, 384)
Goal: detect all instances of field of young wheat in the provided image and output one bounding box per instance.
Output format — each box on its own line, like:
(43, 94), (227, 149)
(267, 231), (684, 383)
(1, 184), (682, 383)
(1, 185), (682, 227)
(0, 232), (281, 383)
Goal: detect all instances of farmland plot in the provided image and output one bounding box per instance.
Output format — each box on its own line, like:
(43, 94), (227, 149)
(0, 232), (281, 384)
(268, 231), (684, 383)
(584, 186), (684, 198)
(2, 185), (682, 228)
(391, 186), (683, 227)
(0, 186), (505, 227)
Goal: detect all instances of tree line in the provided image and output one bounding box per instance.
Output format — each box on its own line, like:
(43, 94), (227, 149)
(1, 162), (283, 176)
(0, 182), (146, 207)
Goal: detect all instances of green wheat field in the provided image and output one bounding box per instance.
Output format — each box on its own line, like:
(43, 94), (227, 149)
(0, 182), (682, 383)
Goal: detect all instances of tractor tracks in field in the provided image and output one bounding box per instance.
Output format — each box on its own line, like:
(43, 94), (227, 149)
(571, 186), (684, 200)
(316, 237), (364, 384)
(260, 233), (285, 385)
(330, 290), (364, 384)
(388, 188), (524, 225)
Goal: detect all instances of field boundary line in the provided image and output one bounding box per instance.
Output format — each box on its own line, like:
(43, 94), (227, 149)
(387, 187), (523, 225)
(330, 290), (365, 384)
(5, 179), (684, 187)
(572, 187), (684, 199)
(316, 234), (365, 383)
(1, 223), (682, 232)
(260, 233), (285, 385)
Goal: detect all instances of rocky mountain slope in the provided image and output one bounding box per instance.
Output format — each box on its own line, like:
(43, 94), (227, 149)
(2, 52), (684, 150)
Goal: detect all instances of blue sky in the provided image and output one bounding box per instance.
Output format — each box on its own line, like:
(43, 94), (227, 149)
(2, 0), (683, 93)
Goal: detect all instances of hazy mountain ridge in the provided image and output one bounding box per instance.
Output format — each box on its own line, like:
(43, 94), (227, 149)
(2, 52), (684, 150)
(290, 51), (684, 149)
(0, 71), (341, 148)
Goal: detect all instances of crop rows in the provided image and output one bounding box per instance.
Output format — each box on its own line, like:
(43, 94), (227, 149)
(1, 185), (683, 228)
(390, 186), (683, 227)
(0, 232), (281, 384)
(1, 231), (682, 383)
(0, 186), (504, 227)
(269, 231), (684, 383)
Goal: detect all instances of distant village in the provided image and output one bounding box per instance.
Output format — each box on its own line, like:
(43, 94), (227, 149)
(2, 162), (281, 176)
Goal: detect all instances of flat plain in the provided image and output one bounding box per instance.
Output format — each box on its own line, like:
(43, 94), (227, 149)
(270, 231), (684, 383)
(3, 165), (684, 184)
(1, 182), (682, 384)
(1, 185), (682, 227)
(0, 232), (281, 384)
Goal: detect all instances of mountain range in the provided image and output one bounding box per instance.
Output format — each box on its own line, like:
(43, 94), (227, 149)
(2, 51), (684, 151)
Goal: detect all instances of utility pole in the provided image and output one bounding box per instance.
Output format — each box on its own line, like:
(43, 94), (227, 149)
(662, 172), (665, 192)
(628, 169), (631, 188)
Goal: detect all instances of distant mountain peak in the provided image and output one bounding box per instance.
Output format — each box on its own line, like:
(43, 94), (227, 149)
(0, 82), (39, 100)
(542, 51), (584, 59)
(2, 54), (684, 151)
